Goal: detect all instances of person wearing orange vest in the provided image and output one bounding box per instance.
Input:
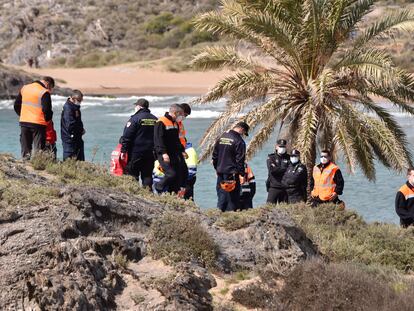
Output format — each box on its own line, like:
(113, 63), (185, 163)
(14, 76), (55, 159)
(153, 104), (188, 195)
(395, 167), (414, 228)
(310, 149), (344, 207)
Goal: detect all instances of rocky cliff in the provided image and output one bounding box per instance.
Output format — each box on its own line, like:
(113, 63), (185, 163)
(0, 155), (317, 310)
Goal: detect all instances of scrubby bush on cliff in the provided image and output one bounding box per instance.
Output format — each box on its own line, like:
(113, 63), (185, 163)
(283, 204), (414, 271)
(149, 212), (219, 268)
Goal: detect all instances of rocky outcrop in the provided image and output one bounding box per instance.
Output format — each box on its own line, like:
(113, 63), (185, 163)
(0, 64), (71, 99)
(0, 155), (317, 310)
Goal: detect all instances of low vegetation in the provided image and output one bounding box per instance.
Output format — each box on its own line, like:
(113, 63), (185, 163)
(149, 212), (219, 268)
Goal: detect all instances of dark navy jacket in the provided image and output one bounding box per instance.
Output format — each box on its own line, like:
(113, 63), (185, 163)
(212, 130), (246, 177)
(61, 99), (84, 143)
(267, 152), (290, 189)
(121, 108), (157, 157)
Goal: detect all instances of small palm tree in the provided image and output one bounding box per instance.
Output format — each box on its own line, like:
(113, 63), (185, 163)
(192, 0), (414, 185)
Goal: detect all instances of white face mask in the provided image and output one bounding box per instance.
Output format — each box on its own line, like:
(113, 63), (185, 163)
(290, 156), (299, 164)
(277, 147), (286, 155)
(320, 157), (329, 164)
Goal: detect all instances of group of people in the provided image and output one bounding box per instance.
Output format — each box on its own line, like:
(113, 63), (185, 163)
(13, 77), (414, 227)
(14, 76), (86, 161)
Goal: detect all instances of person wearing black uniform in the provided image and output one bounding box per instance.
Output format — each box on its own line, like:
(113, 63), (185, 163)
(153, 104), (188, 195)
(212, 122), (249, 212)
(61, 90), (85, 161)
(266, 139), (290, 204)
(120, 98), (157, 189)
(282, 149), (307, 203)
(395, 167), (414, 228)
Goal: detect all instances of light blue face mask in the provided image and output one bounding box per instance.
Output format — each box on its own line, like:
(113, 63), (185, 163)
(290, 156), (299, 164)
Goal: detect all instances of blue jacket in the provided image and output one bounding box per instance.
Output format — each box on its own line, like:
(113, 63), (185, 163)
(61, 99), (84, 143)
(121, 108), (157, 157)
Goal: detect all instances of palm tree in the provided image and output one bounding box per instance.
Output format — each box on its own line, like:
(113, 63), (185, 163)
(191, 0), (414, 187)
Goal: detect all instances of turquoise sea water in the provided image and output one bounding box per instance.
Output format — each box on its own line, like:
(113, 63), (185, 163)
(1, 95), (412, 224)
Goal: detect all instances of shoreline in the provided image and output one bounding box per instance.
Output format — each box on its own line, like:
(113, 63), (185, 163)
(17, 64), (228, 96)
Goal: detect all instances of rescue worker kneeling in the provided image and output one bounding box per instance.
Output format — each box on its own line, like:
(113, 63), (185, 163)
(239, 163), (256, 210)
(212, 122), (249, 212)
(282, 149), (307, 203)
(310, 150), (344, 208)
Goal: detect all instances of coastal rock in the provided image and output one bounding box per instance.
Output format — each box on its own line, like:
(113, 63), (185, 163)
(0, 156), (317, 310)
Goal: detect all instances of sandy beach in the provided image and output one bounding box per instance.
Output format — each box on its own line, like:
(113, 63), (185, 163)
(19, 64), (228, 96)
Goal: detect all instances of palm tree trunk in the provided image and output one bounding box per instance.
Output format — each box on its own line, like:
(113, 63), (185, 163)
(306, 140), (317, 200)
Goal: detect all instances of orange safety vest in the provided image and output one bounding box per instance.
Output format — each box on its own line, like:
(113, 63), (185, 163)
(19, 82), (49, 126)
(311, 162), (339, 201)
(158, 116), (179, 130)
(177, 120), (186, 148)
(399, 184), (414, 201)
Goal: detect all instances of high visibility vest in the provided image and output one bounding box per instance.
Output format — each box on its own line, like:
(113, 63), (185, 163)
(178, 121), (186, 148)
(158, 116), (179, 131)
(399, 184), (414, 201)
(311, 162), (339, 201)
(185, 147), (198, 179)
(19, 82), (49, 126)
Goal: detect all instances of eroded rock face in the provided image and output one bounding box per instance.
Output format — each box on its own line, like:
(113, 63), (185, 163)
(0, 156), (317, 310)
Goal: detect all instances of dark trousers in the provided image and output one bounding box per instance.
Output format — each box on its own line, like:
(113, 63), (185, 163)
(63, 139), (85, 161)
(155, 154), (187, 193)
(184, 176), (196, 200)
(126, 154), (154, 188)
(286, 189), (306, 204)
(239, 195), (253, 210)
(267, 188), (288, 204)
(400, 218), (414, 228)
(20, 125), (46, 159)
(311, 196), (343, 208)
(217, 174), (241, 212)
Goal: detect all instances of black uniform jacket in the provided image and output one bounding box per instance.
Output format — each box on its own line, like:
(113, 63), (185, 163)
(154, 112), (184, 157)
(121, 108), (157, 157)
(14, 80), (53, 128)
(309, 161), (344, 195)
(267, 152), (290, 188)
(212, 130), (246, 177)
(395, 182), (414, 220)
(282, 162), (308, 195)
(61, 99), (84, 143)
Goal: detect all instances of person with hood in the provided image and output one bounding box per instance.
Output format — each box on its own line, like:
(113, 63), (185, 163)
(266, 139), (290, 204)
(14, 76), (54, 159)
(282, 149), (307, 203)
(61, 90), (85, 161)
(120, 98), (157, 189)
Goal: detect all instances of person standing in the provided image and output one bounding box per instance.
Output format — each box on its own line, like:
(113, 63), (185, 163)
(282, 149), (307, 203)
(14, 76), (55, 159)
(310, 150), (344, 207)
(184, 142), (198, 200)
(395, 167), (414, 228)
(266, 139), (290, 204)
(239, 163), (256, 210)
(153, 104), (188, 195)
(212, 122), (249, 212)
(61, 90), (85, 161)
(120, 98), (157, 189)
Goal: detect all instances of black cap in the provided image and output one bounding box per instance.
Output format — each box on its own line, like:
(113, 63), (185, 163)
(134, 98), (149, 109)
(276, 139), (287, 147)
(291, 149), (300, 156)
(179, 103), (191, 115)
(235, 121), (249, 136)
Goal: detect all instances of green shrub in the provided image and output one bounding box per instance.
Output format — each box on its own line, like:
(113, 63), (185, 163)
(149, 212), (219, 268)
(282, 204), (414, 271)
(30, 150), (56, 171)
(214, 208), (264, 231)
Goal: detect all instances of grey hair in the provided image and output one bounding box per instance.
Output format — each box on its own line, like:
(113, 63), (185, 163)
(169, 104), (184, 114)
(71, 89), (83, 101)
